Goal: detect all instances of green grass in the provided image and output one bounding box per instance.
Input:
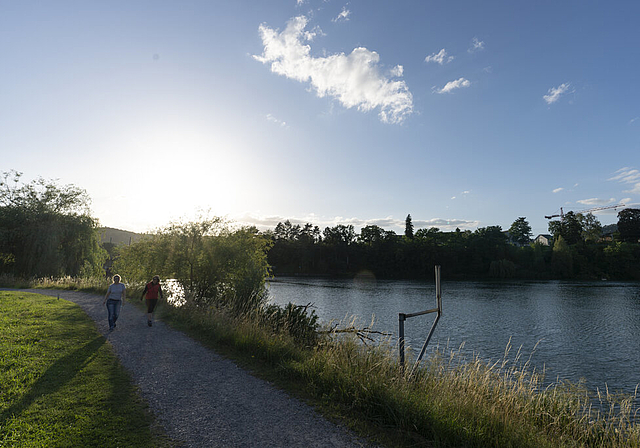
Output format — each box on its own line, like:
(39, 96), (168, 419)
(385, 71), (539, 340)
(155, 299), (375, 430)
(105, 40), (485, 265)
(0, 291), (171, 447)
(155, 303), (640, 448)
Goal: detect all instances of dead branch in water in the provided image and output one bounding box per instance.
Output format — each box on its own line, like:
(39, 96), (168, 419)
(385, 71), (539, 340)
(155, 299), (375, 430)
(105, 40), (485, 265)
(321, 322), (391, 344)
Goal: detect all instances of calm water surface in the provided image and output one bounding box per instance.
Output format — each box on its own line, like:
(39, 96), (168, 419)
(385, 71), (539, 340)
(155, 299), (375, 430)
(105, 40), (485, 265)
(267, 277), (640, 398)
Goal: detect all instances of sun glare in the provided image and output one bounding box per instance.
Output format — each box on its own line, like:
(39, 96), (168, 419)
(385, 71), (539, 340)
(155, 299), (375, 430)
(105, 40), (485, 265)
(99, 120), (261, 231)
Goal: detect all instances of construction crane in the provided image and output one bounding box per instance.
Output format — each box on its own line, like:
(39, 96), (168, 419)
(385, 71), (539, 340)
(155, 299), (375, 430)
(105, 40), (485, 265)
(545, 204), (625, 220)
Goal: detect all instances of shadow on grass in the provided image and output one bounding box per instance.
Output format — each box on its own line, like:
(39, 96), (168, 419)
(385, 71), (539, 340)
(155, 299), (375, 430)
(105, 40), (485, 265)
(0, 335), (106, 424)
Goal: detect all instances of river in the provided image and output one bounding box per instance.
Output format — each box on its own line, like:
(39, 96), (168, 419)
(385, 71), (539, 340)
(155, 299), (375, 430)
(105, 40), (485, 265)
(267, 277), (640, 401)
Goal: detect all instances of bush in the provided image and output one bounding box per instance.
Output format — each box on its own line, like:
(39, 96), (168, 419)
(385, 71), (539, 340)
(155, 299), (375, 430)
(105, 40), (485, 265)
(114, 217), (272, 315)
(261, 302), (320, 347)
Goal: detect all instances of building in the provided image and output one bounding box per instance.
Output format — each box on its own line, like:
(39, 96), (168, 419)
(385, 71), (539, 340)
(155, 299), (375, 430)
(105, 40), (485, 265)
(534, 234), (553, 246)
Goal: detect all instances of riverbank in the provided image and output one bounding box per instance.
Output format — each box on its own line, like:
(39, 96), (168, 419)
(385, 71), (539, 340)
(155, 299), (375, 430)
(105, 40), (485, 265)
(4, 279), (639, 446)
(156, 291), (640, 447)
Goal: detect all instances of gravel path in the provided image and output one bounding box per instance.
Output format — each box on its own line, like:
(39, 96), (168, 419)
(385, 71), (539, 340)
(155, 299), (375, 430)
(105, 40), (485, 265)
(10, 289), (375, 448)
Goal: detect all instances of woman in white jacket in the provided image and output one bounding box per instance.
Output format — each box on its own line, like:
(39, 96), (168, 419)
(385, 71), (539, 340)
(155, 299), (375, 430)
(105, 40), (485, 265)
(103, 274), (126, 331)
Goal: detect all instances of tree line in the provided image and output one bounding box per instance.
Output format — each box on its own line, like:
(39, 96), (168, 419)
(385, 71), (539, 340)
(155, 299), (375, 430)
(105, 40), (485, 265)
(1, 171), (639, 282)
(266, 212), (640, 280)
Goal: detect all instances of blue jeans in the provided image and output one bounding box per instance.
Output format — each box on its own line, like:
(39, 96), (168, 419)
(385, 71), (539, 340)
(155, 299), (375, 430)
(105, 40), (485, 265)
(106, 299), (121, 329)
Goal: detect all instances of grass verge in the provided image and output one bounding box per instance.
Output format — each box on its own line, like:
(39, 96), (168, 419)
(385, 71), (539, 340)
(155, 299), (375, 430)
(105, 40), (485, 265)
(0, 291), (172, 447)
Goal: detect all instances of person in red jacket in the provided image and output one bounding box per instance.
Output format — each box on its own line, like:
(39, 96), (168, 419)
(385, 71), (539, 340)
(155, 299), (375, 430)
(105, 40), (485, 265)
(141, 275), (163, 327)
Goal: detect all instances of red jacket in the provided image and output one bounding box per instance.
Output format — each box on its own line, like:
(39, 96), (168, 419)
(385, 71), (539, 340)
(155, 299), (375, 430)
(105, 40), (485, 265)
(143, 282), (162, 300)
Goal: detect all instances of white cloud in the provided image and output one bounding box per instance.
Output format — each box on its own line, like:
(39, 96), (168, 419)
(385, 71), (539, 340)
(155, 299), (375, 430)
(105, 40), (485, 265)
(425, 49), (454, 65)
(235, 214), (478, 233)
(543, 82), (572, 105)
(389, 65), (403, 77)
(451, 190), (470, 200)
(553, 187), (564, 193)
(630, 117), (639, 124)
(254, 16), (414, 124)
(266, 113), (289, 128)
(434, 77), (471, 94)
(415, 218), (479, 230)
(332, 6), (350, 23)
(468, 37), (485, 53)
(577, 198), (616, 206)
(609, 167), (640, 195)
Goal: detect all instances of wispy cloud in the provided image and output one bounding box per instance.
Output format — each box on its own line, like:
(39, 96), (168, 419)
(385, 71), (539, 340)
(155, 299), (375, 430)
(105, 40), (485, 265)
(543, 82), (572, 105)
(425, 48), (454, 65)
(433, 77), (471, 94)
(609, 167), (640, 194)
(266, 113), (289, 128)
(629, 117), (639, 124)
(451, 190), (471, 200)
(254, 16), (414, 124)
(468, 37), (485, 53)
(553, 187), (564, 193)
(577, 198), (616, 206)
(332, 6), (350, 23)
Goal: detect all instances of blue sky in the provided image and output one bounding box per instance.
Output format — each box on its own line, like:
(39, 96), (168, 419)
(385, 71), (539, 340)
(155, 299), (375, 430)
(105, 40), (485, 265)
(2, 0), (639, 237)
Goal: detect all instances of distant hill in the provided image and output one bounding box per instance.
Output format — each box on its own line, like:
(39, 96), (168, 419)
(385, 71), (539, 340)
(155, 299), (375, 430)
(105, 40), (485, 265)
(100, 227), (147, 245)
(602, 223), (618, 235)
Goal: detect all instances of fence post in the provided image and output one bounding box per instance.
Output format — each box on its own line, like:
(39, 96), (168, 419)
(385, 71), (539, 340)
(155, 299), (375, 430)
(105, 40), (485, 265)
(399, 313), (406, 370)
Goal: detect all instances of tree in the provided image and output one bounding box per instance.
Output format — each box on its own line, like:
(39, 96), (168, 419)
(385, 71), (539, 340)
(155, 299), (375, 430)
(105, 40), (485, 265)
(404, 214), (414, 239)
(617, 208), (640, 243)
(274, 220), (300, 241)
(578, 213), (602, 242)
(548, 211), (583, 245)
(358, 225), (385, 244)
(508, 217), (532, 245)
(0, 170), (105, 278)
(551, 235), (573, 278)
(322, 225), (356, 246)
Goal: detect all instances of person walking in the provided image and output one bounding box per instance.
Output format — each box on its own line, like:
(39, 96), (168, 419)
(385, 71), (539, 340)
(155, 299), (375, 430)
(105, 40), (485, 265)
(141, 275), (163, 327)
(103, 274), (126, 331)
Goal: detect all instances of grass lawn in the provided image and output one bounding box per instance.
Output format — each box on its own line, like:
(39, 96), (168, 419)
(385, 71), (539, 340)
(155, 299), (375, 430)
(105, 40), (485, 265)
(0, 291), (171, 447)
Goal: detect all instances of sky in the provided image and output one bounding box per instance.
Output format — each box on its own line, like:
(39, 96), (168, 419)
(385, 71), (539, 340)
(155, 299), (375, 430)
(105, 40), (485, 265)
(2, 0), (639, 237)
